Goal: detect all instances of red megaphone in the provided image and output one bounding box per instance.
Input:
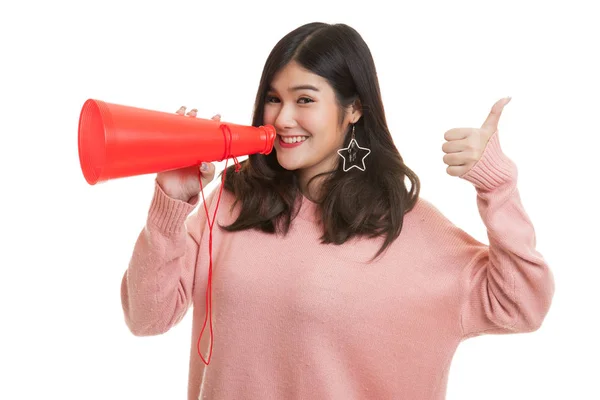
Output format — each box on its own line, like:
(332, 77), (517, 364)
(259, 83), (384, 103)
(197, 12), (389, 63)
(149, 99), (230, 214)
(78, 99), (276, 185)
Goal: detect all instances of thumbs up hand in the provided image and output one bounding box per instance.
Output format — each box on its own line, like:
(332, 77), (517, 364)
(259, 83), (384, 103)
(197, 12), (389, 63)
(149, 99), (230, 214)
(442, 97), (512, 177)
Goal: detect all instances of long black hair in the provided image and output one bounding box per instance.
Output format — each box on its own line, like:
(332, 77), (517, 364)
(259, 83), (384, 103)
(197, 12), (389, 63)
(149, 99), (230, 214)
(219, 22), (420, 262)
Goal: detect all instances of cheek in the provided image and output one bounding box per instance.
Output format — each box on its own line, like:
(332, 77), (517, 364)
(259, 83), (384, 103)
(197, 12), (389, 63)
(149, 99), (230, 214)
(263, 107), (276, 125)
(299, 109), (329, 133)
(309, 114), (342, 143)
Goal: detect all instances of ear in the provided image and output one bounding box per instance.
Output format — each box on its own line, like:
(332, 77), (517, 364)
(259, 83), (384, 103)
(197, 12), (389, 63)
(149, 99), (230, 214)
(348, 97), (363, 123)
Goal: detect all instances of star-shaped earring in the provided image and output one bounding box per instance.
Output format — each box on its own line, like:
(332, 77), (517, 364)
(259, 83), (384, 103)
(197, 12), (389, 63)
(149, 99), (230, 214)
(337, 124), (371, 172)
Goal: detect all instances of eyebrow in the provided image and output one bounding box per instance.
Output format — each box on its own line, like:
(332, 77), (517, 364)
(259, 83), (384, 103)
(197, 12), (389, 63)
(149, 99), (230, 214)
(268, 84), (320, 92)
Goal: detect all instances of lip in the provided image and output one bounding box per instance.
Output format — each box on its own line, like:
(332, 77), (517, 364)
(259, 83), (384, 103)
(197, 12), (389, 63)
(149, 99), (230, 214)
(277, 135), (309, 148)
(278, 134), (309, 138)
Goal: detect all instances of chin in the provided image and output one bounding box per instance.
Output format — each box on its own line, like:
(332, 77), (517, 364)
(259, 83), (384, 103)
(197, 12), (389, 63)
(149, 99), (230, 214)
(276, 157), (302, 171)
(274, 152), (306, 171)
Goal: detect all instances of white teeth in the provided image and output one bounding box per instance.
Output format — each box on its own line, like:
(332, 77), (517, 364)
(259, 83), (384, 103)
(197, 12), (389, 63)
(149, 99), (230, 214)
(280, 136), (308, 144)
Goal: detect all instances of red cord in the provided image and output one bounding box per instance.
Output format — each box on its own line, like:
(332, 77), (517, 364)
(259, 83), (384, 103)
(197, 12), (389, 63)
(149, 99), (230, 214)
(197, 124), (241, 366)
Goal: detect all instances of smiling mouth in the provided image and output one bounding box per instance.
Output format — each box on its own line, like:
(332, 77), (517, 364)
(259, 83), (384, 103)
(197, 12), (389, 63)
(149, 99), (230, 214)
(277, 135), (309, 144)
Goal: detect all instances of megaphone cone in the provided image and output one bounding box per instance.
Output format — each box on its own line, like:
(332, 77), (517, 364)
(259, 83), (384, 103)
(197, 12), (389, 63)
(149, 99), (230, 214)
(78, 99), (276, 185)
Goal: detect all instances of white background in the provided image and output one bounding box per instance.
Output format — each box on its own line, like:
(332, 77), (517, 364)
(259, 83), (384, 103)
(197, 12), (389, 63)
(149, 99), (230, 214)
(1, 0), (598, 399)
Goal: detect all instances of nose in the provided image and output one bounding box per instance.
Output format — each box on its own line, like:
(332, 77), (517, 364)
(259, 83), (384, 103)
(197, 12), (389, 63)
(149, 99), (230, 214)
(273, 104), (297, 132)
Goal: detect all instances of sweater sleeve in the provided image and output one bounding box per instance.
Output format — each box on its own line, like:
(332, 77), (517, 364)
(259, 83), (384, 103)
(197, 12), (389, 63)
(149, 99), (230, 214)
(455, 130), (555, 340)
(120, 179), (217, 336)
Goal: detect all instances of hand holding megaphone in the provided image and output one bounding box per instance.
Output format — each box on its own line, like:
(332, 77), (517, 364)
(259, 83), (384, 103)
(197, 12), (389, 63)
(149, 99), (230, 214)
(156, 106), (219, 203)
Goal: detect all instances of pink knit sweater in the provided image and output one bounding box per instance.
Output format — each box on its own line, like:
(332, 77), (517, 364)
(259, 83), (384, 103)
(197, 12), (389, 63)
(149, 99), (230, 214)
(121, 130), (555, 400)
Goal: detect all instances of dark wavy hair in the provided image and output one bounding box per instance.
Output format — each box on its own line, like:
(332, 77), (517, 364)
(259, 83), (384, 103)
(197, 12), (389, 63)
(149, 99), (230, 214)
(218, 22), (420, 262)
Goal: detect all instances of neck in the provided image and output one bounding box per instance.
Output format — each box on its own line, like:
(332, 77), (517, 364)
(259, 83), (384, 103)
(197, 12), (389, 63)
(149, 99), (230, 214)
(297, 167), (331, 202)
(296, 153), (340, 202)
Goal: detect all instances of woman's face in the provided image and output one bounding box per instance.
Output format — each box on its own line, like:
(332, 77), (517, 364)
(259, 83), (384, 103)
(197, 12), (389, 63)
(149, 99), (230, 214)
(264, 61), (361, 191)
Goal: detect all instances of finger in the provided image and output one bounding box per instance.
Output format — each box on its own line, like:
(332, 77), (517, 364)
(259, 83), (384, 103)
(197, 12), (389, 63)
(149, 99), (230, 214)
(447, 165), (469, 177)
(443, 128), (472, 141)
(442, 137), (468, 153)
(200, 162), (216, 178)
(481, 97), (511, 133)
(443, 152), (467, 166)
(186, 108), (198, 117)
(176, 105), (186, 115)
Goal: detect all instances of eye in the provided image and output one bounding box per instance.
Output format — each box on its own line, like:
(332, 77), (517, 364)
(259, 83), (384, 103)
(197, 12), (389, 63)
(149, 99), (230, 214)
(298, 97), (313, 104)
(265, 95), (314, 104)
